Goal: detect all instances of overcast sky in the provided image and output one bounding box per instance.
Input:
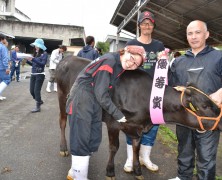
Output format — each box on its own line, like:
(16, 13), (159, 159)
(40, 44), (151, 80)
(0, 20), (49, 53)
(15, 0), (133, 42)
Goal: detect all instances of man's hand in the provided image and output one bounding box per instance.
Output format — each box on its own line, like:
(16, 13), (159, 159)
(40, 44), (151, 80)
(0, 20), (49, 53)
(209, 88), (222, 106)
(5, 69), (10, 75)
(117, 116), (127, 123)
(157, 48), (170, 60)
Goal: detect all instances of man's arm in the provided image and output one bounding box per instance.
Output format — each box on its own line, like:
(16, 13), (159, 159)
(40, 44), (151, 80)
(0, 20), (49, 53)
(11, 51), (17, 61)
(1, 46), (9, 70)
(50, 50), (60, 64)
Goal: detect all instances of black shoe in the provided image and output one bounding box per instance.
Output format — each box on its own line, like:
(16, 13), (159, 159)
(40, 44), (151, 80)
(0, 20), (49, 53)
(17, 80), (20, 82)
(40, 100), (44, 105)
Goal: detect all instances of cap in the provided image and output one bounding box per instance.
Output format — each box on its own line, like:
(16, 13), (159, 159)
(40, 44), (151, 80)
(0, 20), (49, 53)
(138, 11), (155, 24)
(125, 45), (146, 62)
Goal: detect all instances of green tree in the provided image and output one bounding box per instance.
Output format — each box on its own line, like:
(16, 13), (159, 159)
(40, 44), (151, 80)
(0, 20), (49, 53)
(96, 41), (110, 55)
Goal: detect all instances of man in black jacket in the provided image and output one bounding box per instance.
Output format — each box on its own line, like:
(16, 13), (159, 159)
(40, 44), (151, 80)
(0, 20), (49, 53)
(169, 20), (222, 180)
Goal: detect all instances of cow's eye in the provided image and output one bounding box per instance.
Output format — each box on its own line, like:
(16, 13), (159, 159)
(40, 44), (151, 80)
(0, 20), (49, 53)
(202, 104), (208, 109)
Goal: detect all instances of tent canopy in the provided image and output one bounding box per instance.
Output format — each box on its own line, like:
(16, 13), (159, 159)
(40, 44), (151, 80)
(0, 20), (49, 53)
(110, 0), (222, 50)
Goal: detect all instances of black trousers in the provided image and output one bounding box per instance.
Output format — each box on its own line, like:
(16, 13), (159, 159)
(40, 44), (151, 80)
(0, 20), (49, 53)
(176, 125), (220, 180)
(30, 74), (45, 102)
(67, 84), (102, 156)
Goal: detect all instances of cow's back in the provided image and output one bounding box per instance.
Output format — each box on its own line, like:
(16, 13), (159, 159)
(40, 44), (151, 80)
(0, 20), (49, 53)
(56, 55), (90, 95)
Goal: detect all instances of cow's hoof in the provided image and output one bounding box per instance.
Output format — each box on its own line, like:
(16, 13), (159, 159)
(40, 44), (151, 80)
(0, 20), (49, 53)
(135, 175), (144, 180)
(60, 151), (69, 157)
(105, 176), (115, 180)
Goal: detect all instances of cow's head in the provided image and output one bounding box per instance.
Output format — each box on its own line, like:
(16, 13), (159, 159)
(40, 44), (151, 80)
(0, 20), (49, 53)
(175, 86), (222, 130)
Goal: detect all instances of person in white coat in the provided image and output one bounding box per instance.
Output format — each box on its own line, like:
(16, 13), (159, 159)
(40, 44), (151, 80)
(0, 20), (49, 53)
(46, 45), (67, 92)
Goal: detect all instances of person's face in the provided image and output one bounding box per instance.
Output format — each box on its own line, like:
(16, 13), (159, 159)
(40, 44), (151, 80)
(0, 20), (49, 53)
(186, 21), (209, 52)
(15, 47), (19, 52)
(59, 48), (65, 53)
(139, 19), (154, 36)
(121, 52), (143, 70)
(35, 46), (40, 51)
(2, 39), (7, 46)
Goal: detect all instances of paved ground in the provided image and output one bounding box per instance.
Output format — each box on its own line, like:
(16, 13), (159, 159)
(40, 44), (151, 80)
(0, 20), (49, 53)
(0, 66), (221, 180)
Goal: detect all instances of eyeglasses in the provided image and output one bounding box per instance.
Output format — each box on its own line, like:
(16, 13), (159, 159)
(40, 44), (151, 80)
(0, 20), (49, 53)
(130, 54), (140, 67)
(140, 22), (154, 27)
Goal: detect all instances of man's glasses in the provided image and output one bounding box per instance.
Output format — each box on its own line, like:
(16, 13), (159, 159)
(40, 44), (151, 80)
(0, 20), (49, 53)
(140, 22), (154, 27)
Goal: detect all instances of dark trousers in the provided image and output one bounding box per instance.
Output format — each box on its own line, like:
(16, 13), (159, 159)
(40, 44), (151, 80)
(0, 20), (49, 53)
(10, 61), (20, 81)
(48, 69), (56, 83)
(30, 74), (45, 102)
(67, 85), (102, 156)
(126, 125), (159, 145)
(176, 125), (220, 180)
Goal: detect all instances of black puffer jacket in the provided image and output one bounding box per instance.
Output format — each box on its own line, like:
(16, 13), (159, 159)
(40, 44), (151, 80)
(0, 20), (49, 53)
(26, 52), (48, 73)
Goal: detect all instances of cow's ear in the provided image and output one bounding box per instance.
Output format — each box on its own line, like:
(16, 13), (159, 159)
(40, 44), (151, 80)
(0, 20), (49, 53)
(174, 86), (186, 92)
(184, 88), (192, 106)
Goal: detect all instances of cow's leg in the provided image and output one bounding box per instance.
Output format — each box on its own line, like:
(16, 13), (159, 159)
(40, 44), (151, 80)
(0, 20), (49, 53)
(58, 91), (69, 157)
(59, 112), (68, 156)
(105, 123), (120, 180)
(132, 138), (144, 180)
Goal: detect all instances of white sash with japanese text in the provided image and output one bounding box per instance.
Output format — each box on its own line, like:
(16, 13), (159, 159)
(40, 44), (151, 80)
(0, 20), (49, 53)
(149, 49), (169, 124)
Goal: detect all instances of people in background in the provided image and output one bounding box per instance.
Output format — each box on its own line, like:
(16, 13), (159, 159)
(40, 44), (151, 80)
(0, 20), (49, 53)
(46, 45), (67, 93)
(77, 36), (99, 60)
(10, 45), (22, 82)
(169, 51), (181, 67)
(25, 39), (48, 113)
(95, 47), (102, 56)
(124, 11), (165, 173)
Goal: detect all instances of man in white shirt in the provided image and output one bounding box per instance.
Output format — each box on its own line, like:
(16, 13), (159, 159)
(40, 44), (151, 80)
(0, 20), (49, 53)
(46, 45), (67, 92)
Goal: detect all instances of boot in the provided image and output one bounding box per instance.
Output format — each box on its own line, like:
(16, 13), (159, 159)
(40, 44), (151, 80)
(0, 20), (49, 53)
(39, 100), (44, 105)
(168, 177), (181, 180)
(67, 169), (74, 180)
(139, 144), (158, 171)
(16, 76), (20, 82)
(0, 82), (7, 100)
(54, 82), (57, 92)
(67, 155), (90, 180)
(0, 96), (6, 100)
(124, 144), (133, 173)
(46, 82), (51, 92)
(0, 82), (7, 94)
(31, 101), (41, 113)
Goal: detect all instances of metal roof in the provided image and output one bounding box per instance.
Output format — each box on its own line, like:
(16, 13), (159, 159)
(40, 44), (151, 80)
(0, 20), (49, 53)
(110, 0), (222, 50)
